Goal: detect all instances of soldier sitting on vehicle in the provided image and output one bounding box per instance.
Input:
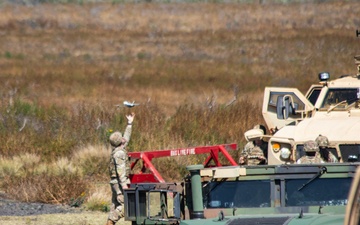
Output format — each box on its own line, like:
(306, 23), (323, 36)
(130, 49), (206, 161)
(239, 125), (268, 166)
(315, 135), (338, 163)
(296, 140), (325, 164)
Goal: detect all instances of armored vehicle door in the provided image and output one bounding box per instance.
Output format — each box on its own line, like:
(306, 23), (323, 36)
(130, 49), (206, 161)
(262, 87), (315, 131)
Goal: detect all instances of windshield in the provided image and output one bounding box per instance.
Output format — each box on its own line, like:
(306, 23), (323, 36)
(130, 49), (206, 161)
(339, 144), (360, 162)
(285, 178), (352, 206)
(320, 88), (360, 109)
(296, 145), (339, 162)
(203, 180), (271, 208)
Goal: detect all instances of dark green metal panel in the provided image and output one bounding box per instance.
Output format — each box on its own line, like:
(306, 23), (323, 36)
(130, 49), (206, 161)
(180, 214), (345, 225)
(125, 163), (359, 225)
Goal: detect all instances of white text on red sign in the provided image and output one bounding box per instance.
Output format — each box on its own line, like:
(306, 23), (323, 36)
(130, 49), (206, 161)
(170, 148), (196, 156)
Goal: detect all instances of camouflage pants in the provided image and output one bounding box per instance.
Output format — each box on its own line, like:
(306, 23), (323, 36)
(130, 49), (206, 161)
(108, 182), (126, 223)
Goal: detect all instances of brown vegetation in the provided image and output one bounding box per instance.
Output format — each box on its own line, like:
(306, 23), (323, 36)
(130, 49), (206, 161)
(0, 1), (359, 206)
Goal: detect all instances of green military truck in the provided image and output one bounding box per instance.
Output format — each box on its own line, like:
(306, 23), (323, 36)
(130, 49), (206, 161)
(124, 162), (359, 225)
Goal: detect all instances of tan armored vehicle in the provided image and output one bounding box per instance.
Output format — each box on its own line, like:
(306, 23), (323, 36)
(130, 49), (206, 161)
(246, 56), (360, 165)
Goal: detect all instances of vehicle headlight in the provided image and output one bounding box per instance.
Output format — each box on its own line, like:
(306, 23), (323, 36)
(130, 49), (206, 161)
(272, 143), (281, 152)
(280, 147), (291, 160)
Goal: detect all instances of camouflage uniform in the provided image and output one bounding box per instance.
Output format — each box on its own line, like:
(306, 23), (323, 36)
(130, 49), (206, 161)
(107, 118), (133, 225)
(296, 140), (325, 164)
(239, 125), (268, 166)
(240, 140), (268, 165)
(315, 135), (338, 163)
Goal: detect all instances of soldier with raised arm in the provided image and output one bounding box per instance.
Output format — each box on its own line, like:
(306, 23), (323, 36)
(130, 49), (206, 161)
(106, 113), (135, 225)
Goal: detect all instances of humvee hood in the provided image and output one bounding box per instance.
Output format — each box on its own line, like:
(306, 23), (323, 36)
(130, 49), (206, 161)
(274, 115), (360, 143)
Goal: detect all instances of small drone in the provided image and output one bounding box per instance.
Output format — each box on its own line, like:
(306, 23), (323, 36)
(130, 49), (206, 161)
(123, 101), (140, 108)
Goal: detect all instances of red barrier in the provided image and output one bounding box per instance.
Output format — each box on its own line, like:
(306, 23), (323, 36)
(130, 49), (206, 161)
(128, 143), (238, 183)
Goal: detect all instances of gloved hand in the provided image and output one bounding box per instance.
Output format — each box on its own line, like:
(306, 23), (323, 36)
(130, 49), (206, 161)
(238, 156), (246, 165)
(126, 113), (135, 125)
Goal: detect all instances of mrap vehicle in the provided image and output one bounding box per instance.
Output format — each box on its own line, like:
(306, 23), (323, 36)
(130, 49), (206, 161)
(253, 56), (360, 165)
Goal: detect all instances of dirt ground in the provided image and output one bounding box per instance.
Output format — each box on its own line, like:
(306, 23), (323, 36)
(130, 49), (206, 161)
(0, 190), (129, 225)
(0, 191), (108, 225)
(0, 212), (112, 225)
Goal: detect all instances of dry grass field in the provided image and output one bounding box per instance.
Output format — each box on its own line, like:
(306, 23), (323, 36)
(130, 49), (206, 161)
(0, 0), (359, 222)
(0, 1), (358, 113)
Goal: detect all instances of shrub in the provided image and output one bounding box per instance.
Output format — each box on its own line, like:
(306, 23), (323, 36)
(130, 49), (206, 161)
(3, 172), (89, 204)
(0, 156), (23, 178)
(50, 157), (81, 176)
(73, 144), (110, 177)
(13, 153), (41, 175)
(83, 185), (111, 212)
(0, 153), (41, 178)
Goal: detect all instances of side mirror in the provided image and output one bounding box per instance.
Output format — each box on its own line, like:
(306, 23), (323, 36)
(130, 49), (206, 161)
(276, 95), (297, 119)
(276, 96), (289, 119)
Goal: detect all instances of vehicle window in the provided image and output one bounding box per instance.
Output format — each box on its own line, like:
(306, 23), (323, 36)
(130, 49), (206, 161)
(307, 89), (321, 106)
(321, 88), (359, 109)
(339, 145), (360, 162)
(204, 180), (271, 208)
(285, 178), (352, 206)
(268, 92), (306, 111)
(296, 145), (305, 160)
(296, 145), (338, 162)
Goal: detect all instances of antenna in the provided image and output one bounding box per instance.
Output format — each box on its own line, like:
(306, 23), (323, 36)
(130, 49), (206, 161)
(355, 32), (360, 75)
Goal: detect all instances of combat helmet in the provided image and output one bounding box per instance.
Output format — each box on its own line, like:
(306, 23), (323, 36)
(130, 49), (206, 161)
(315, 135), (329, 148)
(244, 128), (264, 141)
(303, 140), (319, 152)
(109, 131), (123, 147)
